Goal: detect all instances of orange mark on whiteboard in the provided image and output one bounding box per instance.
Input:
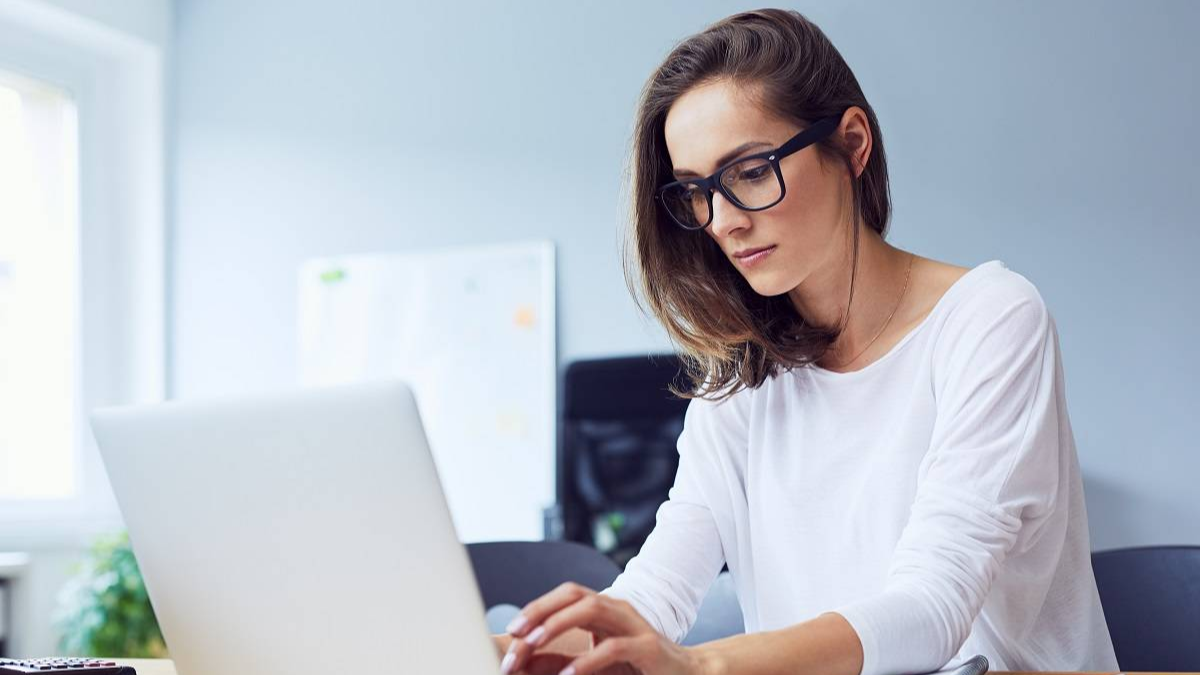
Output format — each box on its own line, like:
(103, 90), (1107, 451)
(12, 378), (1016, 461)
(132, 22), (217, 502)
(514, 305), (536, 329)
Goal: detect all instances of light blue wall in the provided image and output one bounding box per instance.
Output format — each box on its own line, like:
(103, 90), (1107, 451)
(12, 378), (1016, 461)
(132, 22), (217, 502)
(171, 0), (1200, 549)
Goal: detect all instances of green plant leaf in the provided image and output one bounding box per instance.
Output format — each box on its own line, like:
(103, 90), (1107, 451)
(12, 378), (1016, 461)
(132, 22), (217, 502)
(53, 531), (167, 658)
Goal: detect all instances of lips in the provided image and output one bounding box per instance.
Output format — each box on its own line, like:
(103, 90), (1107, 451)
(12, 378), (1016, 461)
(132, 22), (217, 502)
(731, 244), (776, 269)
(733, 245), (776, 259)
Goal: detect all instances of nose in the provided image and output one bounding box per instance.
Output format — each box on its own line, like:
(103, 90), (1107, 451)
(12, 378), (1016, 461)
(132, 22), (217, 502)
(708, 190), (751, 239)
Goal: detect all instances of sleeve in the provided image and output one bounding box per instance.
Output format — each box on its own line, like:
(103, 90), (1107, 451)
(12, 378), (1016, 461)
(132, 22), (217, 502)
(600, 394), (738, 643)
(833, 277), (1067, 675)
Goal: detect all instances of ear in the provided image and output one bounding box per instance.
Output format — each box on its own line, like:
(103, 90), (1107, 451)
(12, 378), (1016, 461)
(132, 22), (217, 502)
(839, 106), (873, 179)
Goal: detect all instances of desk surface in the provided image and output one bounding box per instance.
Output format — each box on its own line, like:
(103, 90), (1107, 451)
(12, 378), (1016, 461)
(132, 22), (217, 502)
(118, 661), (174, 675)
(122, 663), (1190, 675)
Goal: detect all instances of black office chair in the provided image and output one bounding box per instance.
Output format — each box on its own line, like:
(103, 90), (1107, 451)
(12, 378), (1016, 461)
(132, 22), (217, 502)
(554, 354), (746, 645)
(466, 540), (622, 610)
(557, 354), (690, 569)
(1091, 545), (1200, 671)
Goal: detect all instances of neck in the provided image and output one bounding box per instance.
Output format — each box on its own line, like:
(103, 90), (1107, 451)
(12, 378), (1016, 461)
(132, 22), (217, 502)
(786, 221), (912, 367)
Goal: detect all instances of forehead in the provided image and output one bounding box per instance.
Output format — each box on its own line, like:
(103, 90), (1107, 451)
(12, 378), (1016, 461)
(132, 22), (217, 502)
(663, 80), (792, 174)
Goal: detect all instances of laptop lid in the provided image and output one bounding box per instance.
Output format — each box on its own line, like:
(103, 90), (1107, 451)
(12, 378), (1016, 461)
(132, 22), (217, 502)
(90, 380), (499, 675)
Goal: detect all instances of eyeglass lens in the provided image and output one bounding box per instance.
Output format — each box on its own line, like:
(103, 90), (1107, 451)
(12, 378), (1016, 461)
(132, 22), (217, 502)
(660, 156), (781, 228)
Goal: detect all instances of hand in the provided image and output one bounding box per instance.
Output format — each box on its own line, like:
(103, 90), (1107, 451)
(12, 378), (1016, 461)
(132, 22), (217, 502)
(495, 633), (512, 660)
(496, 628), (596, 675)
(500, 582), (708, 675)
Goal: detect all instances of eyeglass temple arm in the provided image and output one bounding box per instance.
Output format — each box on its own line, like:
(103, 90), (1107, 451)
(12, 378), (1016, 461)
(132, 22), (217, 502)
(775, 114), (843, 158)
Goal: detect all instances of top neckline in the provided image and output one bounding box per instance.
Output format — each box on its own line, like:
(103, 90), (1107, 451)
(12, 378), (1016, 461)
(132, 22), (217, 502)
(803, 259), (1008, 381)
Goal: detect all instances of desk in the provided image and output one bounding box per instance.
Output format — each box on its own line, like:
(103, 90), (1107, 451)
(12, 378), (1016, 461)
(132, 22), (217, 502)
(123, 665), (1189, 675)
(119, 661), (174, 675)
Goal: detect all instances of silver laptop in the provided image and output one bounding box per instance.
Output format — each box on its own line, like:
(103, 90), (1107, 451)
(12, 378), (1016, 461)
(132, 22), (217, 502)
(90, 380), (501, 675)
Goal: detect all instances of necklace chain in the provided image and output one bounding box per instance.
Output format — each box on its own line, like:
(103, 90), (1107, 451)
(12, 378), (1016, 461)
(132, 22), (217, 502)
(825, 252), (915, 370)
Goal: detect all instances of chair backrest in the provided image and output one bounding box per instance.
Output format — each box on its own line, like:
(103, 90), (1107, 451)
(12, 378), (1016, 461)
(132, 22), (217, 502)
(558, 354), (690, 567)
(1091, 545), (1200, 671)
(466, 540), (622, 609)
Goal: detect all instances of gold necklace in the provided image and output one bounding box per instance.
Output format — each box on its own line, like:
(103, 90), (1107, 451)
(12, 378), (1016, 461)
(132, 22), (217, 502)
(824, 252), (914, 370)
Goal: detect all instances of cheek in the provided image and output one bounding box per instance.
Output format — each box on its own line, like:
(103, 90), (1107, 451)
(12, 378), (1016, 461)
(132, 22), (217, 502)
(772, 166), (844, 236)
(760, 197), (816, 244)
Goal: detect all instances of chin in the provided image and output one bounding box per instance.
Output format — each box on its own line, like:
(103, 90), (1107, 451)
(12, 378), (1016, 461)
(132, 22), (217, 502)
(743, 272), (796, 298)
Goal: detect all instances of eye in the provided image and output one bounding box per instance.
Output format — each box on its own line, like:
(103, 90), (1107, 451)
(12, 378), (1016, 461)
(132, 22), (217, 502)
(742, 165), (771, 181)
(682, 185), (706, 202)
(722, 159), (772, 187)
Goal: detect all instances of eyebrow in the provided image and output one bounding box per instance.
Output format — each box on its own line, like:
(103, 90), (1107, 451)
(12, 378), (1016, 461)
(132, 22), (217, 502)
(672, 140), (775, 178)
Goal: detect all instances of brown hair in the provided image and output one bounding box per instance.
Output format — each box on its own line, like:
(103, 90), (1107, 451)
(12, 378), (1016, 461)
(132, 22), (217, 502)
(623, 8), (892, 400)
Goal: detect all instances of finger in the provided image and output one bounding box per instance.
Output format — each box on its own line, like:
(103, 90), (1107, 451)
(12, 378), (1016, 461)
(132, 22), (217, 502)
(499, 632), (534, 675)
(521, 652), (575, 675)
(493, 633), (512, 659)
(525, 594), (646, 652)
(504, 614), (592, 672)
(510, 627), (591, 675)
(506, 582), (595, 637)
(562, 634), (658, 675)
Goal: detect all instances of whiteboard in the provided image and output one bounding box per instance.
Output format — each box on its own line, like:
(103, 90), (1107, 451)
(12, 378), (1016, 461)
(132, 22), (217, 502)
(298, 241), (556, 542)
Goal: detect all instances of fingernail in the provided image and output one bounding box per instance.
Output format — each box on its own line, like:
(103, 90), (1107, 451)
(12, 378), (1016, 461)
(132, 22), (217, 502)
(500, 651), (515, 675)
(559, 667), (575, 675)
(506, 613), (528, 635)
(524, 625), (546, 646)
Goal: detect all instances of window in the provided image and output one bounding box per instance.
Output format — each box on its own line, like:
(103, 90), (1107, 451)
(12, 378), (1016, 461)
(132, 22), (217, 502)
(0, 71), (80, 502)
(0, 0), (164, 547)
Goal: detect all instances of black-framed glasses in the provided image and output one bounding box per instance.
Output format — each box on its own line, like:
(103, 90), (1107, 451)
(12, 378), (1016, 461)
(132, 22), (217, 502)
(656, 113), (844, 231)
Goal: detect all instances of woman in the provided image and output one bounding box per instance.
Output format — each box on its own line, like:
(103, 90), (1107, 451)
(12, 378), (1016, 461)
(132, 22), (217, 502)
(497, 9), (1118, 675)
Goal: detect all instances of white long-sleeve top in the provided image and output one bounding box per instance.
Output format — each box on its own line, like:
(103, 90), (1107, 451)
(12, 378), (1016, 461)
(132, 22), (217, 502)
(602, 260), (1118, 675)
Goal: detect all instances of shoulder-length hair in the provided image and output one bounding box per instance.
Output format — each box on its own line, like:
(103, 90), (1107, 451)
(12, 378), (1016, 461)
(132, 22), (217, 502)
(623, 8), (893, 400)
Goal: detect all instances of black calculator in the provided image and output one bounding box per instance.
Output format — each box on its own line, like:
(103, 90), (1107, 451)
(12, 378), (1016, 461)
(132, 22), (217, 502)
(0, 658), (135, 674)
